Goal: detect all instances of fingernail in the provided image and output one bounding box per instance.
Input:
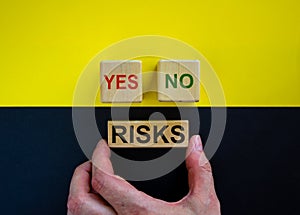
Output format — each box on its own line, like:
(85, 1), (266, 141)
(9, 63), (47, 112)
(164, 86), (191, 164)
(97, 139), (107, 148)
(193, 135), (203, 152)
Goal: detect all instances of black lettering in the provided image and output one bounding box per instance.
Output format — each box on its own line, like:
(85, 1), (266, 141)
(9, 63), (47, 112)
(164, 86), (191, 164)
(154, 125), (169, 143)
(136, 125), (150, 143)
(170, 125), (185, 143)
(129, 125), (134, 143)
(112, 125), (128, 143)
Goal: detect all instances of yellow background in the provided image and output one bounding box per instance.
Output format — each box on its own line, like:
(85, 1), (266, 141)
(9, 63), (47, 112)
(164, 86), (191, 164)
(0, 0), (299, 106)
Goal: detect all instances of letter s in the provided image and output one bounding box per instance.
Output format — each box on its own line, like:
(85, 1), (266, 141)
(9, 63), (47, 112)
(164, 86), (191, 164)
(170, 125), (185, 144)
(136, 125), (150, 143)
(128, 74), (138, 89)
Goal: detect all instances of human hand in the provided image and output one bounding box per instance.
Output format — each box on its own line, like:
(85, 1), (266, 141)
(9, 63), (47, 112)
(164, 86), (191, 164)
(67, 161), (116, 215)
(68, 135), (221, 215)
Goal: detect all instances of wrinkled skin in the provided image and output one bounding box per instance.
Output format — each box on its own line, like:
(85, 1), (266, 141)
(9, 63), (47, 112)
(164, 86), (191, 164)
(67, 135), (221, 215)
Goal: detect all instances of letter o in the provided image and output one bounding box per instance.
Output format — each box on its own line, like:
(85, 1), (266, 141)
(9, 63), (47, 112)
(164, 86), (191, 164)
(179, 74), (193, 88)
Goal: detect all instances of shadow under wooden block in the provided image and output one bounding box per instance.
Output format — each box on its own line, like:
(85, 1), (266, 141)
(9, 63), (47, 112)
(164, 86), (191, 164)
(157, 60), (200, 102)
(100, 60), (142, 103)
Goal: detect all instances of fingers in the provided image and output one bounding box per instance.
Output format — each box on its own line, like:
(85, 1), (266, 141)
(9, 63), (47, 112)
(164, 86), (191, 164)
(92, 170), (149, 213)
(90, 137), (219, 214)
(76, 195), (116, 215)
(185, 135), (216, 205)
(67, 161), (117, 215)
(69, 161), (92, 196)
(68, 161), (92, 214)
(68, 194), (116, 215)
(92, 139), (114, 175)
(91, 140), (150, 213)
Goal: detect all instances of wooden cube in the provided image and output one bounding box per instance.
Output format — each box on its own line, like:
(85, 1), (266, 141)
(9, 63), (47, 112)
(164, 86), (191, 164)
(100, 60), (142, 103)
(157, 60), (200, 102)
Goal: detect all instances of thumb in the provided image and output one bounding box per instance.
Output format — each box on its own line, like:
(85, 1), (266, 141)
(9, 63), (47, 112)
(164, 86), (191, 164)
(91, 139), (149, 212)
(92, 139), (114, 175)
(185, 135), (216, 205)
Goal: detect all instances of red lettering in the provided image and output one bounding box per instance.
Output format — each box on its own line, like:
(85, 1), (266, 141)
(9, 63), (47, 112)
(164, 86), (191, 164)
(116, 74), (126, 89)
(104, 74), (138, 90)
(104, 75), (115, 89)
(128, 74), (138, 89)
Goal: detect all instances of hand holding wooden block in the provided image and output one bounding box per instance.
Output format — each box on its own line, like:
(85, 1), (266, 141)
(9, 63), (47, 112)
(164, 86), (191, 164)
(100, 60), (142, 103)
(157, 60), (200, 102)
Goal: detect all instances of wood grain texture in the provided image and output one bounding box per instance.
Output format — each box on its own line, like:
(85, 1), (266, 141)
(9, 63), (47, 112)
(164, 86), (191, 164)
(157, 60), (200, 102)
(100, 60), (142, 103)
(108, 120), (189, 148)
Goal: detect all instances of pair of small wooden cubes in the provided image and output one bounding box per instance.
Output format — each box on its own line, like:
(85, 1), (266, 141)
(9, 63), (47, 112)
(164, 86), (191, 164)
(100, 60), (200, 103)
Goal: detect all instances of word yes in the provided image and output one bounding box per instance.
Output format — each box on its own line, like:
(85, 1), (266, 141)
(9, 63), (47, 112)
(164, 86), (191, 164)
(104, 74), (138, 90)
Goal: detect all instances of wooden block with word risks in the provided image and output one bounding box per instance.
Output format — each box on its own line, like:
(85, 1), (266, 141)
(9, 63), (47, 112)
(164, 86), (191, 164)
(100, 60), (142, 103)
(157, 60), (200, 102)
(108, 120), (189, 148)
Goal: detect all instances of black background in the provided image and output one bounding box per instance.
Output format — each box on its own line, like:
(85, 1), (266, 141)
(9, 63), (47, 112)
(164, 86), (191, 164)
(0, 107), (299, 215)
